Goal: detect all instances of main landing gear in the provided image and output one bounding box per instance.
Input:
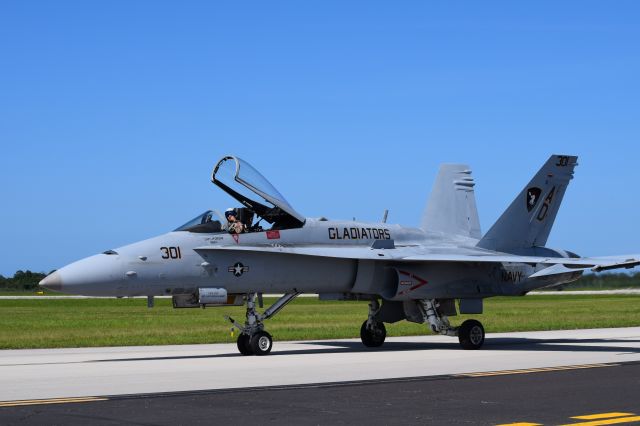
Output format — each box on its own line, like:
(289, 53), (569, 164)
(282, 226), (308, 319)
(360, 298), (386, 347)
(420, 299), (485, 349)
(358, 298), (486, 350)
(227, 291), (300, 356)
(457, 319), (485, 350)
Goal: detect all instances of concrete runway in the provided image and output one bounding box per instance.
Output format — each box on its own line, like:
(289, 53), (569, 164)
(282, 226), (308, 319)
(1, 327), (640, 403)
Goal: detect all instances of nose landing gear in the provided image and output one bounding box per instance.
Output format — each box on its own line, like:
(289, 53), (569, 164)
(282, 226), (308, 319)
(227, 292), (299, 356)
(236, 333), (253, 356)
(250, 330), (273, 355)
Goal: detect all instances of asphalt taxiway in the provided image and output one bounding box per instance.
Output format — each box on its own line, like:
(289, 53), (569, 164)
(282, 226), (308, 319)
(2, 362), (640, 425)
(1, 327), (640, 425)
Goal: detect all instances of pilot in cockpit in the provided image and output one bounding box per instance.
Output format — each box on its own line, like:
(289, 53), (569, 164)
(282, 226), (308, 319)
(225, 208), (247, 234)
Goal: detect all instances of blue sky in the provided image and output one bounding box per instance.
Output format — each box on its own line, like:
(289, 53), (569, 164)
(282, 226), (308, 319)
(1, 1), (639, 276)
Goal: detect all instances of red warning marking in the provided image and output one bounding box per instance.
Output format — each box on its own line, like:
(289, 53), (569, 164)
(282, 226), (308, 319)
(266, 230), (280, 240)
(397, 270), (429, 296)
(232, 234), (239, 244)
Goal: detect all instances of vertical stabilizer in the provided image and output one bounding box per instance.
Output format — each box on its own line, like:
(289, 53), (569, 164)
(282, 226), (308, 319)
(421, 164), (481, 239)
(477, 154), (578, 252)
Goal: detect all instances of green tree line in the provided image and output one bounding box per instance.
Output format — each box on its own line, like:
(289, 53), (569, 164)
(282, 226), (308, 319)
(557, 272), (640, 290)
(0, 270), (48, 291)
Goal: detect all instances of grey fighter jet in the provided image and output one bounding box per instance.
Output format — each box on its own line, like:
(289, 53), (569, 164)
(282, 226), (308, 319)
(40, 155), (640, 355)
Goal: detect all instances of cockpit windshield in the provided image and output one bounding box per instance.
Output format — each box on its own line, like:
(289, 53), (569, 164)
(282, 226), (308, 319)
(212, 156), (305, 229)
(174, 210), (224, 233)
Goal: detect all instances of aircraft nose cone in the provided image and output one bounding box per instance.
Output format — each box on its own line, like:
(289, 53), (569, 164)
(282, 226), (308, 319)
(39, 271), (62, 291)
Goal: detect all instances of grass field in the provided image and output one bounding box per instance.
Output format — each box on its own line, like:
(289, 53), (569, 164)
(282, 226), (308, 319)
(1, 295), (640, 349)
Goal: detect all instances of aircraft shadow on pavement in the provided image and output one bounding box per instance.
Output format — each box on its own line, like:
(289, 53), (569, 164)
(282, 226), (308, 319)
(91, 337), (640, 363)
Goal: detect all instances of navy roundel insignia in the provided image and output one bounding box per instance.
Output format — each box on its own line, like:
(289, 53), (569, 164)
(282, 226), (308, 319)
(228, 262), (249, 277)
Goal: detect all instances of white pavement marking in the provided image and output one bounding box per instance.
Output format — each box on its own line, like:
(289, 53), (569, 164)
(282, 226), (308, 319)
(528, 289), (640, 295)
(1, 327), (640, 402)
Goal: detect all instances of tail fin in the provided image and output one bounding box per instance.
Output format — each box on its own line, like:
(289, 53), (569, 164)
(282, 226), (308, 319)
(421, 164), (481, 239)
(477, 154), (578, 252)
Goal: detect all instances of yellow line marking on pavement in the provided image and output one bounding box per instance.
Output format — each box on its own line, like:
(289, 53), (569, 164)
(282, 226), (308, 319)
(456, 363), (615, 378)
(0, 396), (107, 408)
(497, 411), (639, 426)
(560, 416), (640, 426)
(496, 423), (543, 425)
(573, 413), (637, 420)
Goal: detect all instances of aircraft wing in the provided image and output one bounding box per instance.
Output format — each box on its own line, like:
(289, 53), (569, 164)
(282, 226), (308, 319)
(194, 245), (640, 274)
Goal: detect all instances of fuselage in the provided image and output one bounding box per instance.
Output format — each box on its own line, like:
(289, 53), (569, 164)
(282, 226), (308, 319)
(41, 218), (582, 299)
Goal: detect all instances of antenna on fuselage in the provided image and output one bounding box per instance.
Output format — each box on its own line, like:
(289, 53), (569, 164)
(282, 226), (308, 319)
(382, 209), (389, 223)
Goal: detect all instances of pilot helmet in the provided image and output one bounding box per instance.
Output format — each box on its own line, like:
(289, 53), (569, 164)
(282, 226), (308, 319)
(225, 208), (237, 219)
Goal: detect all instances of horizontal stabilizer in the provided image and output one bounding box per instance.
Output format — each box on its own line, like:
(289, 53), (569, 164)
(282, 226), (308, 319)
(528, 257), (640, 278)
(591, 258), (640, 272)
(528, 264), (585, 279)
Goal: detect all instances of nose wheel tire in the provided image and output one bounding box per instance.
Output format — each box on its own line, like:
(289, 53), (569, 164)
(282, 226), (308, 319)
(458, 319), (485, 350)
(360, 320), (386, 347)
(250, 330), (273, 356)
(237, 333), (254, 356)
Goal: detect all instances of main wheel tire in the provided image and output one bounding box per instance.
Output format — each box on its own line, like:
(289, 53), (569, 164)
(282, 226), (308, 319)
(250, 330), (273, 356)
(237, 333), (254, 356)
(360, 320), (386, 347)
(458, 319), (485, 350)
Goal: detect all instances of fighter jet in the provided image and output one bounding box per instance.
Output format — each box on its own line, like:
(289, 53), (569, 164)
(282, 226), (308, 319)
(40, 154), (640, 355)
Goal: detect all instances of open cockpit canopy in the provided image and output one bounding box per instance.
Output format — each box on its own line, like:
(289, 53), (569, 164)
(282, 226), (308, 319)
(212, 156), (305, 229)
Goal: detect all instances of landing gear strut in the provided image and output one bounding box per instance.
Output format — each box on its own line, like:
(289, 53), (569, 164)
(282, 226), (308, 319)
(420, 299), (485, 350)
(227, 291), (300, 356)
(360, 298), (386, 347)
